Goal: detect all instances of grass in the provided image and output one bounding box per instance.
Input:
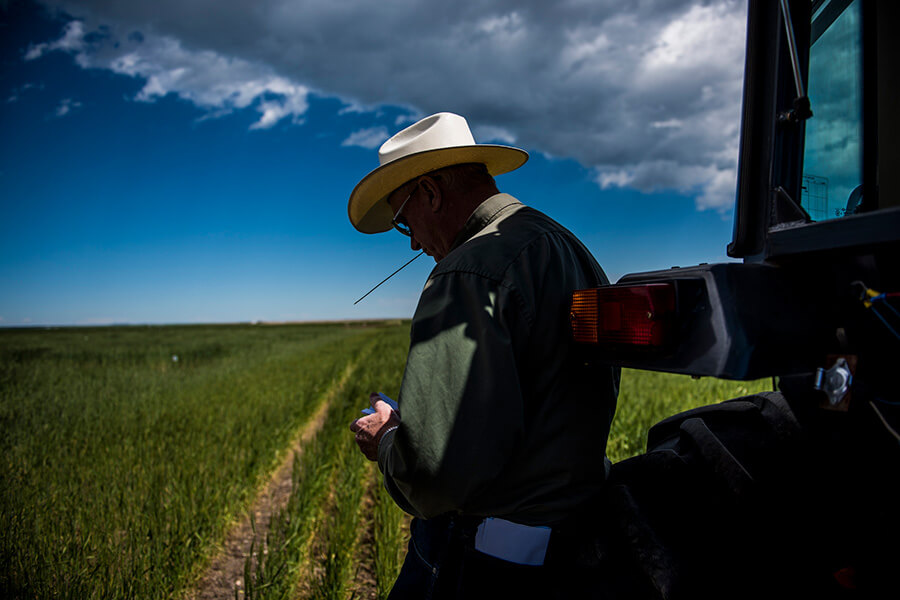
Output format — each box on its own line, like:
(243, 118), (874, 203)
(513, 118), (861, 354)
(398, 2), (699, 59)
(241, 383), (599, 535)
(0, 323), (391, 599)
(246, 325), (409, 600)
(371, 481), (407, 600)
(1, 323), (772, 599)
(607, 369), (773, 462)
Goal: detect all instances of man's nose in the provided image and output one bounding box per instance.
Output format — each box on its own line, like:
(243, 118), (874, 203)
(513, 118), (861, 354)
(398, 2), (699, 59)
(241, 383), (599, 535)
(410, 236), (421, 251)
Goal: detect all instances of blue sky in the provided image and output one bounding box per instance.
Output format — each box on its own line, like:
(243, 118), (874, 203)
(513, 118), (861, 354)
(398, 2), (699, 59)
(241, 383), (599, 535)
(1, 0), (748, 326)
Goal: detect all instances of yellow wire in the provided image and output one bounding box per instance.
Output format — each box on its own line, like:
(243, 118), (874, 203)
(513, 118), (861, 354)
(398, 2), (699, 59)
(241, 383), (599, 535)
(863, 287), (879, 309)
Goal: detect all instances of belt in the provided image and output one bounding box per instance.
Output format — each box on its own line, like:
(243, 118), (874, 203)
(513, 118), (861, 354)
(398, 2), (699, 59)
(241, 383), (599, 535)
(472, 517), (553, 566)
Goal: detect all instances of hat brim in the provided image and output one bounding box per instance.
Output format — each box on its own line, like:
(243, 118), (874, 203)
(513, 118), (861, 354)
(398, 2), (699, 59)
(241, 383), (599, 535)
(348, 145), (528, 234)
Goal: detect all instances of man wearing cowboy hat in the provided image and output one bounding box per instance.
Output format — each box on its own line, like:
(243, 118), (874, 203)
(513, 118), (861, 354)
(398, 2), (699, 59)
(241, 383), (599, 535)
(348, 113), (619, 597)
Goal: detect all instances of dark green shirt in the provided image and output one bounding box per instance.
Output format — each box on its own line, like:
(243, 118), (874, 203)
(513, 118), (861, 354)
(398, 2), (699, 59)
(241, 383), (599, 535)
(377, 193), (620, 525)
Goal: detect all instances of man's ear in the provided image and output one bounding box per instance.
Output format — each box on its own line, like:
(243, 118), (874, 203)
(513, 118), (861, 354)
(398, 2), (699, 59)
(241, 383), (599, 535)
(419, 176), (442, 213)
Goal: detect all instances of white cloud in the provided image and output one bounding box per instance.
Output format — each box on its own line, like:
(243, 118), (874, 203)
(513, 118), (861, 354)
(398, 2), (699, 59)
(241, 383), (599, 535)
(54, 97), (82, 117)
(24, 19), (85, 60)
(30, 21), (310, 130)
(337, 103), (367, 116)
(696, 166), (738, 211)
(31, 0), (749, 212)
(477, 12), (524, 35)
(473, 125), (517, 145)
(651, 119), (684, 130)
(394, 113), (420, 127)
(342, 126), (389, 150)
(7, 83), (40, 103)
(595, 161), (737, 211)
(595, 169), (635, 190)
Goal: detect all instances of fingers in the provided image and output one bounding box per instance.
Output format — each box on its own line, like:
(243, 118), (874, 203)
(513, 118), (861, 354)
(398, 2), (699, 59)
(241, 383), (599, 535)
(352, 427), (376, 462)
(351, 397), (396, 463)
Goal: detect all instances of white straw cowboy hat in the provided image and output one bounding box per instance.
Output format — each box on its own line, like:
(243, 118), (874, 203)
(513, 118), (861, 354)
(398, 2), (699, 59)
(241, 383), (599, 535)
(348, 112), (528, 233)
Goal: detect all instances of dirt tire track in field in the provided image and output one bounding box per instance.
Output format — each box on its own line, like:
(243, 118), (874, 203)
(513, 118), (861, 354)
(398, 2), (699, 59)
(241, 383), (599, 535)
(347, 464), (380, 600)
(187, 362), (358, 600)
(293, 462), (378, 600)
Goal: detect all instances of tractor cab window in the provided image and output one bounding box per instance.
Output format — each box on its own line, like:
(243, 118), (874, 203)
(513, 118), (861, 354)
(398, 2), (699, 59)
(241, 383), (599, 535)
(800, 0), (863, 221)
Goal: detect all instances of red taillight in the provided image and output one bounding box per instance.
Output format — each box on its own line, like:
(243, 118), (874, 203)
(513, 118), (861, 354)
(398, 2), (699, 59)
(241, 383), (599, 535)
(570, 283), (676, 347)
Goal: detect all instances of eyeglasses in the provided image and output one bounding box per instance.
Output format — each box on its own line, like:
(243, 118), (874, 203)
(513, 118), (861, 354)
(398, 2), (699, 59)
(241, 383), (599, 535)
(390, 182), (418, 237)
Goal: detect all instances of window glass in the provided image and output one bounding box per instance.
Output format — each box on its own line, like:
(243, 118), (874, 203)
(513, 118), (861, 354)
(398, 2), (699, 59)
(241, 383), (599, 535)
(801, 0), (862, 220)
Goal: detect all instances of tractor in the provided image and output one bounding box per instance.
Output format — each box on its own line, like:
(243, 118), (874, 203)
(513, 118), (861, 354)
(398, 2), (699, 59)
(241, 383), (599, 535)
(569, 1), (899, 597)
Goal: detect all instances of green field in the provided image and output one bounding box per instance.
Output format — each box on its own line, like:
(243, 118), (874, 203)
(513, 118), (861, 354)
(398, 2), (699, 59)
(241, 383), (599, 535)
(1, 323), (770, 599)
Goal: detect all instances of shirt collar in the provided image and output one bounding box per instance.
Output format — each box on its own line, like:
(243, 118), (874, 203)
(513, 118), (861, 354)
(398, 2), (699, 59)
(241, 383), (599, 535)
(450, 193), (522, 252)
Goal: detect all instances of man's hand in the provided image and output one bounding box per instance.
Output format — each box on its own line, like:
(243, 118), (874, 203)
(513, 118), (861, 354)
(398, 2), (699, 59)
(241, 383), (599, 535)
(349, 392), (401, 461)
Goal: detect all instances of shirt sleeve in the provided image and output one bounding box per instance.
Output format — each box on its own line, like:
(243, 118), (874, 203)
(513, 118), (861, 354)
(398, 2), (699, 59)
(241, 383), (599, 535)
(377, 269), (528, 518)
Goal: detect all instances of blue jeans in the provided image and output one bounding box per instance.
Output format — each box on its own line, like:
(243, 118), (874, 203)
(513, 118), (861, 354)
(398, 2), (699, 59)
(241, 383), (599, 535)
(388, 515), (557, 600)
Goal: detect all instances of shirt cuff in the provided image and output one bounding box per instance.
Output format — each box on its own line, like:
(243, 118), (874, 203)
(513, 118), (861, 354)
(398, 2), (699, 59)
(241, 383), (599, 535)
(377, 425), (399, 471)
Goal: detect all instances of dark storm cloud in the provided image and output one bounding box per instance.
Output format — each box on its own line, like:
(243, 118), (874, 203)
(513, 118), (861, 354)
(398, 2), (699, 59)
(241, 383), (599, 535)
(33, 0), (748, 210)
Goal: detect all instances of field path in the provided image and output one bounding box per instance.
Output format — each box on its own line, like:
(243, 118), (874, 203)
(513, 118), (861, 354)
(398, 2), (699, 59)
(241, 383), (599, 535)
(187, 362), (357, 600)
